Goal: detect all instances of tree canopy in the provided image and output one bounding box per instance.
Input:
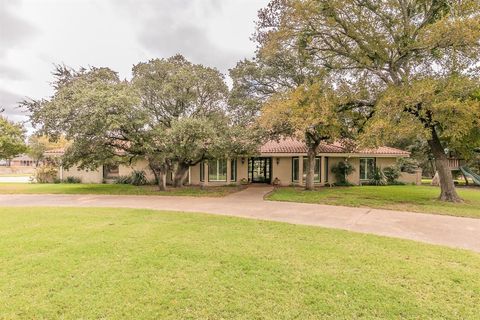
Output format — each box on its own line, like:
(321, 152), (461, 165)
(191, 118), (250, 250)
(252, 0), (480, 200)
(0, 115), (27, 160)
(24, 56), (259, 190)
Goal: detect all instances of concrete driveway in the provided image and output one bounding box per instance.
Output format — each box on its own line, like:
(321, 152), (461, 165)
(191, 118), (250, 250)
(1, 186), (479, 253)
(0, 176), (31, 183)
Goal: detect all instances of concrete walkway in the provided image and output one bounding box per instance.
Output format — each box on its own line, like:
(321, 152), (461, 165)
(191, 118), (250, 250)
(1, 186), (479, 253)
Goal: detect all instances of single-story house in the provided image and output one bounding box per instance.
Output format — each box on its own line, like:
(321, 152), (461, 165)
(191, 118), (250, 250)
(1, 154), (36, 167)
(45, 138), (421, 186)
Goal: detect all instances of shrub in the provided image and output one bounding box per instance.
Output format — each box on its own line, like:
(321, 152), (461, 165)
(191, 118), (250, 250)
(383, 166), (401, 184)
(65, 176), (82, 184)
(369, 166), (386, 186)
(131, 170), (147, 186)
(331, 161), (355, 186)
(34, 166), (58, 183)
(115, 175), (132, 184)
(397, 158), (419, 174)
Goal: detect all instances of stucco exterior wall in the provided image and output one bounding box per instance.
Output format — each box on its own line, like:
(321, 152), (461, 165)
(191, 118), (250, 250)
(61, 166), (103, 184)
(400, 170), (423, 185)
(271, 156), (293, 186)
(56, 155), (413, 186)
(326, 157), (343, 184)
(376, 157), (397, 169)
(119, 160), (156, 182)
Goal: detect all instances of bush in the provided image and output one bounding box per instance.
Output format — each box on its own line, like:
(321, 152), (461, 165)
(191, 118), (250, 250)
(115, 171), (148, 186)
(65, 176), (82, 184)
(331, 161), (355, 185)
(115, 175), (132, 184)
(383, 166), (401, 184)
(34, 166), (58, 183)
(131, 170), (147, 186)
(369, 166), (386, 186)
(397, 158), (419, 174)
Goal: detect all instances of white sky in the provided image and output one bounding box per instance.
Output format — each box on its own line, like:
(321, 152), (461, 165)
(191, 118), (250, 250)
(0, 0), (269, 126)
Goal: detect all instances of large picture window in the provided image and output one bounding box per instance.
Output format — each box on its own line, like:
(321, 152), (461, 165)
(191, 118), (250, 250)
(230, 159), (237, 182)
(209, 159), (227, 182)
(292, 157), (321, 183)
(360, 158), (376, 180)
(200, 161), (205, 182)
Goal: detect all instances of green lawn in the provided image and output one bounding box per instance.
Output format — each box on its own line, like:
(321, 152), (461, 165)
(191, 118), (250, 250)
(0, 207), (479, 319)
(0, 183), (242, 197)
(267, 186), (480, 218)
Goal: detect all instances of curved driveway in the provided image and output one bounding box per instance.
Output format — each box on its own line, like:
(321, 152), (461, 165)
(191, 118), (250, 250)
(1, 186), (479, 253)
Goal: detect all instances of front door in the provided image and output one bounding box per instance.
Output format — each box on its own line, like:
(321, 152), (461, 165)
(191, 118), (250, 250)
(248, 157), (272, 183)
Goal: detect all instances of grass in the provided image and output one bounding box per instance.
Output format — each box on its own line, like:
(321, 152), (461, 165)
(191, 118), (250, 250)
(0, 207), (479, 319)
(267, 185), (480, 218)
(0, 183), (243, 197)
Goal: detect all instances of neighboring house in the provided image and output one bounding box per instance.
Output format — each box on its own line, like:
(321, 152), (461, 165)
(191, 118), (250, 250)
(0, 154), (36, 167)
(8, 154), (36, 167)
(44, 138), (421, 185)
(0, 154), (37, 175)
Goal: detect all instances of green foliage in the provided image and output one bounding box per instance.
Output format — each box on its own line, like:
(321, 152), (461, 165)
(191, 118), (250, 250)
(397, 158), (419, 174)
(383, 166), (401, 185)
(331, 161), (354, 186)
(268, 186), (480, 218)
(115, 171), (148, 186)
(0, 115), (27, 160)
(115, 175), (132, 185)
(24, 57), (261, 189)
(34, 166), (58, 183)
(130, 170), (147, 186)
(369, 167), (386, 186)
(64, 176), (81, 184)
(27, 135), (69, 165)
(2, 207), (480, 318)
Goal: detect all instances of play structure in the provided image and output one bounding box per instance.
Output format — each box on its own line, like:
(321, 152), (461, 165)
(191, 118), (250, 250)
(431, 163), (480, 187)
(460, 166), (480, 186)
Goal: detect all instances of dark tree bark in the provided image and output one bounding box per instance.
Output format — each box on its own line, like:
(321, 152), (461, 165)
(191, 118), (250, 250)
(172, 163), (190, 188)
(305, 137), (321, 191)
(427, 127), (462, 202)
(149, 162), (168, 191)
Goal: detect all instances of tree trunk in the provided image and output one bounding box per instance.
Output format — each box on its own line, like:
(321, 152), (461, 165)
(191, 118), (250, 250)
(305, 145), (318, 191)
(149, 162), (167, 192)
(427, 128), (462, 202)
(173, 163), (190, 188)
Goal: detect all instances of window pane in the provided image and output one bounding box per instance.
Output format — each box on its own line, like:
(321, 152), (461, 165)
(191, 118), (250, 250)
(230, 159), (237, 181)
(208, 161), (218, 181)
(367, 158), (375, 179)
(360, 159), (366, 180)
(292, 158), (299, 181)
(218, 160), (227, 181)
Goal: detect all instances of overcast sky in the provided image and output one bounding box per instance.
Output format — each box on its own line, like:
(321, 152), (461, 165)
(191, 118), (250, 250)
(0, 0), (269, 126)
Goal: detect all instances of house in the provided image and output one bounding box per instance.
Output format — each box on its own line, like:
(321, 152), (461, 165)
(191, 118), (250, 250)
(0, 154), (37, 175)
(45, 138), (421, 185)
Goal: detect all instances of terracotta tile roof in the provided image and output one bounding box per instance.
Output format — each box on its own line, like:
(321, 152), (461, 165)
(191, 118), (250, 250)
(260, 138), (344, 154)
(260, 138), (409, 156)
(44, 148), (65, 155)
(356, 146), (410, 155)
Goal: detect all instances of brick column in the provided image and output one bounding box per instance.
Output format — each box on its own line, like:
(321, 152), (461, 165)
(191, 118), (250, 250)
(226, 159), (231, 184)
(203, 162), (209, 187)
